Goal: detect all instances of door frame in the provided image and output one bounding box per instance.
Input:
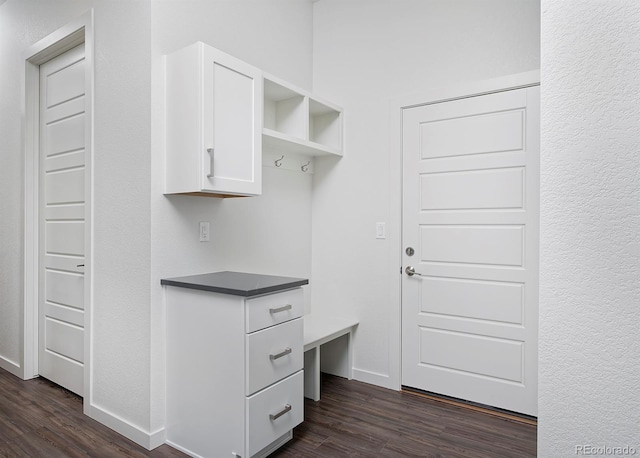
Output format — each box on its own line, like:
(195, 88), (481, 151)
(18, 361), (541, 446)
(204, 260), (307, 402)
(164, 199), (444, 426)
(23, 10), (94, 407)
(387, 71), (540, 390)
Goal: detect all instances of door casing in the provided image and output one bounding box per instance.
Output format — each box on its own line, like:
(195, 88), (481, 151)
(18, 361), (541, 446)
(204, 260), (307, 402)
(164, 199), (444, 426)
(23, 11), (94, 412)
(386, 71), (541, 391)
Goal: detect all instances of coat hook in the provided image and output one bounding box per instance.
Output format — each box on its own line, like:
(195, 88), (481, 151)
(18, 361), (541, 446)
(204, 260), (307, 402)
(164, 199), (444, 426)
(301, 161), (311, 172)
(274, 155), (284, 167)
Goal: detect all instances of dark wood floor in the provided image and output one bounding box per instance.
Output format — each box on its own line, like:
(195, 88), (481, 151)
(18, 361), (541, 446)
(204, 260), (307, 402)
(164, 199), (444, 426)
(0, 368), (184, 457)
(0, 368), (536, 457)
(276, 375), (536, 457)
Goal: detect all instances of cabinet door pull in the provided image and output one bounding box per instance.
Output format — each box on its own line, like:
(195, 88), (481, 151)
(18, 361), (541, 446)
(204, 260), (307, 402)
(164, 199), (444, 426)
(269, 347), (292, 360)
(269, 304), (292, 314)
(206, 147), (214, 178)
(269, 404), (291, 421)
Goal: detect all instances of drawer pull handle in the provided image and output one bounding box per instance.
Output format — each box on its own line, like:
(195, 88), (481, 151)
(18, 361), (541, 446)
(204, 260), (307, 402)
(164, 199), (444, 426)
(269, 304), (292, 314)
(269, 404), (291, 421)
(269, 347), (292, 360)
(206, 147), (214, 178)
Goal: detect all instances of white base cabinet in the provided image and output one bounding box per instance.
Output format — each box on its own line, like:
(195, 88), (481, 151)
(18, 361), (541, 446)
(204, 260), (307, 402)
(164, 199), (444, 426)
(164, 276), (305, 458)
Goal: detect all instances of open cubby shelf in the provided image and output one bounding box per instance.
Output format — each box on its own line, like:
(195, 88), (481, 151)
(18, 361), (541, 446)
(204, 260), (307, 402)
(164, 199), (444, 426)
(263, 75), (343, 157)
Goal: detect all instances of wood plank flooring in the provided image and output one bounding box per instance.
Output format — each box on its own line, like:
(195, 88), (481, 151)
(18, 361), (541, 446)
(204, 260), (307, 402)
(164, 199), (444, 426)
(0, 368), (536, 457)
(0, 368), (183, 457)
(274, 374), (536, 457)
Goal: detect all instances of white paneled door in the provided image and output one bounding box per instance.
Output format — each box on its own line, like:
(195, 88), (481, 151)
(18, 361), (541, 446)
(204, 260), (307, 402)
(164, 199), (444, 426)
(38, 44), (86, 396)
(401, 87), (539, 416)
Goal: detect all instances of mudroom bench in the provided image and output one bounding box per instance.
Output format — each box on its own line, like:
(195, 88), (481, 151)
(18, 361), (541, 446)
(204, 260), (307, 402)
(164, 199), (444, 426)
(303, 314), (359, 401)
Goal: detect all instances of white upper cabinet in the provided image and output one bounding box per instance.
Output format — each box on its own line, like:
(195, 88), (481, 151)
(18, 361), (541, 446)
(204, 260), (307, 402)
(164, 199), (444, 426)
(164, 42), (263, 197)
(164, 43), (343, 198)
(263, 75), (343, 157)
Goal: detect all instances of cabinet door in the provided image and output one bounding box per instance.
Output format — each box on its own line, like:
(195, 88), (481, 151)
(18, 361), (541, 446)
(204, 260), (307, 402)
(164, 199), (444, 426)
(202, 47), (262, 196)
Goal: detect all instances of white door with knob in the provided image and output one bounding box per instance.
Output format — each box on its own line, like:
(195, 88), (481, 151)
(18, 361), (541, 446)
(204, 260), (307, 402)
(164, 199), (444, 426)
(401, 86), (539, 416)
(38, 43), (87, 396)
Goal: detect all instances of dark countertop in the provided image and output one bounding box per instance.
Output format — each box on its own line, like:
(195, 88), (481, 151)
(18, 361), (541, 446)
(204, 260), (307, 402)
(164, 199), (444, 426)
(160, 271), (308, 297)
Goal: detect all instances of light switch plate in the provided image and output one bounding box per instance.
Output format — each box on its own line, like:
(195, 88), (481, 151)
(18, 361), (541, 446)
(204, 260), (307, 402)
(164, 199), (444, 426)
(376, 222), (386, 239)
(199, 221), (210, 242)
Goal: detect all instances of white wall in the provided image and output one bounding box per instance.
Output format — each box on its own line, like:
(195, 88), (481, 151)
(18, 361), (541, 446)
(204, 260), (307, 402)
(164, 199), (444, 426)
(311, 0), (540, 388)
(149, 0), (315, 437)
(539, 2), (640, 455)
(89, 0), (154, 435)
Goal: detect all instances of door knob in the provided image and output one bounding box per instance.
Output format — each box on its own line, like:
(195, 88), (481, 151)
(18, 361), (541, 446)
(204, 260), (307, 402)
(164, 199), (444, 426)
(405, 266), (425, 277)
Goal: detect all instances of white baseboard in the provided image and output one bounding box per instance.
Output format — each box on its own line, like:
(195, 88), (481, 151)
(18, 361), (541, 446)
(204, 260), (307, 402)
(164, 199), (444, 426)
(166, 440), (203, 458)
(148, 427), (167, 450)
(85, 403), (166, 450)
(352, 367), (399, 391)
(0, 354), (22, 378)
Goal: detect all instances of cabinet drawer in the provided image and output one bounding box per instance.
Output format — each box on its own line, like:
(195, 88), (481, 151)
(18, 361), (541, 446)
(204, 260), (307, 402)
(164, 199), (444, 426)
(246, 318), (303, 395)
(247, 370), (303, 457)
(246, 288), (303, 333)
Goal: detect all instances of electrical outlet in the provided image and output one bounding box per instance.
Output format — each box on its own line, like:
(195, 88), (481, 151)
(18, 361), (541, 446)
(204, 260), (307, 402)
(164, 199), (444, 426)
(199, 221), (210, 242)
